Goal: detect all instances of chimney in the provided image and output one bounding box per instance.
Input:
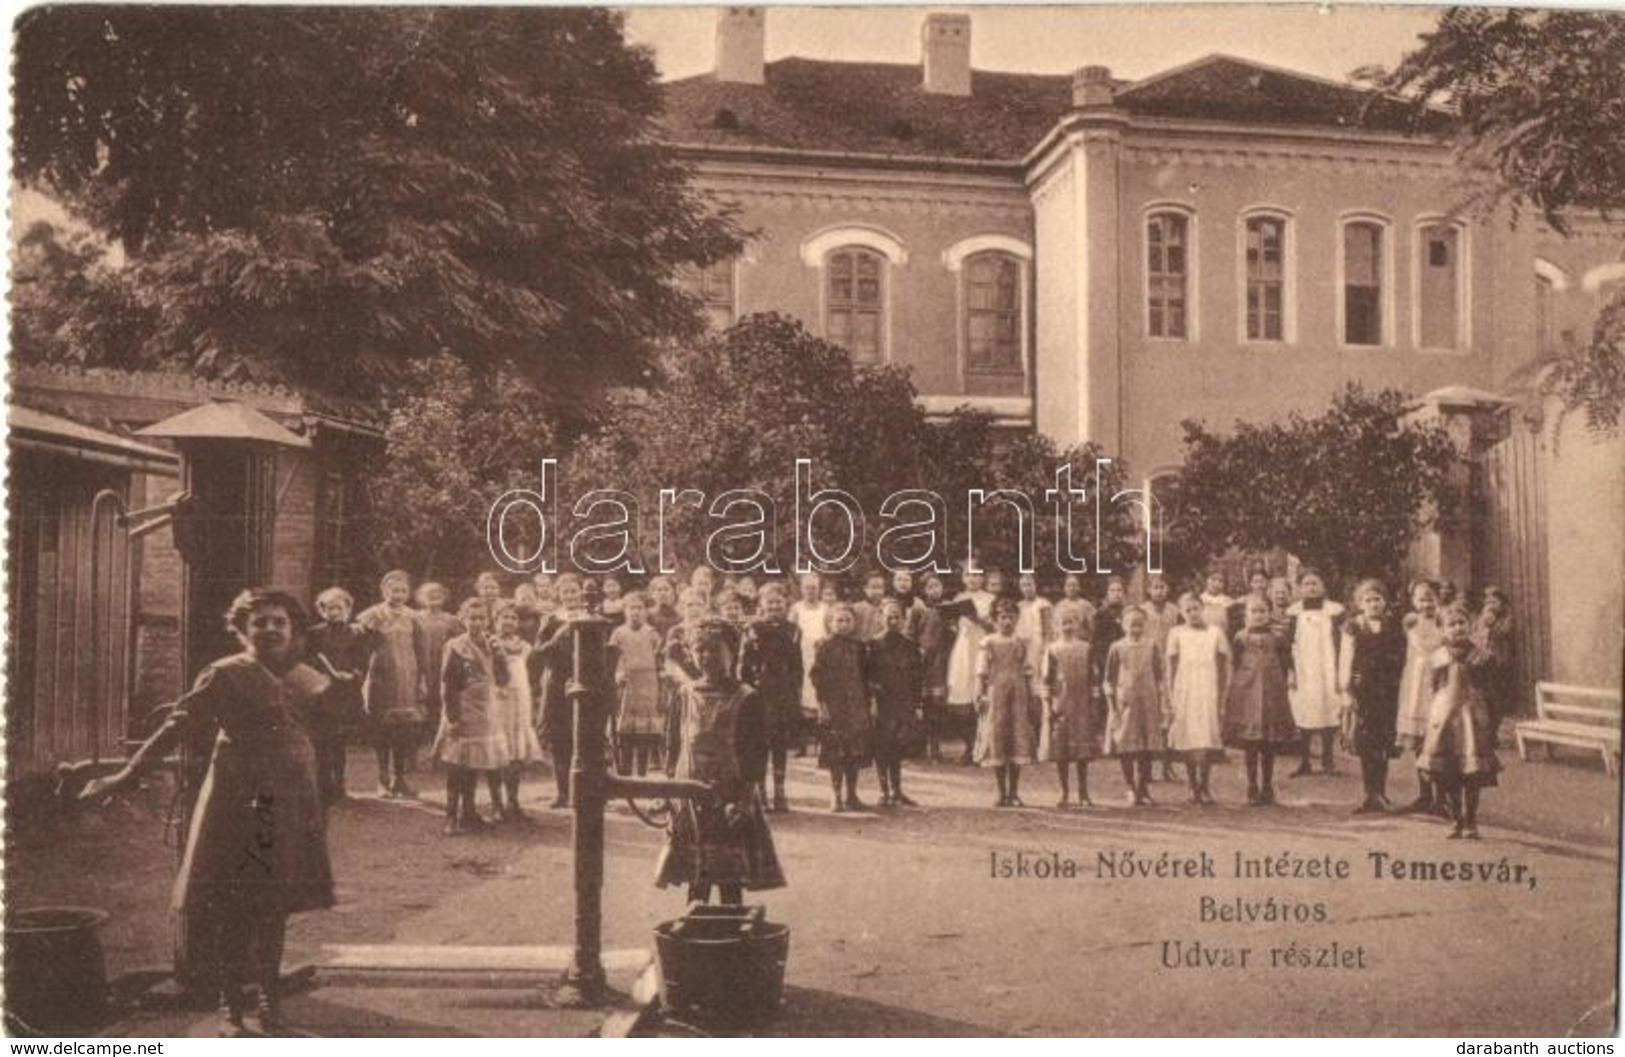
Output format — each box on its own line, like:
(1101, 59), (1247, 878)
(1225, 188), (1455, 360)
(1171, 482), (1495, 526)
(921, 13), (971, 96)
(715, 7), (765, 85)
(1072, 65), (1115, 108)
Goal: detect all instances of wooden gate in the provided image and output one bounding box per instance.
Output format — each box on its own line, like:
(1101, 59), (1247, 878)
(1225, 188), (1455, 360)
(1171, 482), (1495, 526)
(1474, 413), (1552, 717)
(7, 456), (133, 771)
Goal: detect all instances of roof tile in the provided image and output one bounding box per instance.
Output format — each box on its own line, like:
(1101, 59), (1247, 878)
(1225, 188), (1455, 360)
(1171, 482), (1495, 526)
(658, 54), (1441, 161)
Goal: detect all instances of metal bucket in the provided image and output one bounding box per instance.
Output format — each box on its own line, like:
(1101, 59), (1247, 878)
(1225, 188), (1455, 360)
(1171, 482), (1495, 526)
(653, 904), (789, 1030)
(4, 906), (111, 1036)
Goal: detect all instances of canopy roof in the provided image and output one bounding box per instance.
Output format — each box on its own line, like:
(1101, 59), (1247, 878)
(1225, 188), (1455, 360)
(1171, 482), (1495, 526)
(135, 399), (311, 448)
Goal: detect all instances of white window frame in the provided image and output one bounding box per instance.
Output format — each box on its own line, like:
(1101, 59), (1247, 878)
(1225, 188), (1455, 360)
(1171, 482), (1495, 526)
(1237, 206), (1297, 346)
(1336, 211), (1396, 350)
(801, 225), (906, 362)
(1410, 215), (1472, 354)
(944, 234), (1033, 387)
(1142, 202), (1199, 343)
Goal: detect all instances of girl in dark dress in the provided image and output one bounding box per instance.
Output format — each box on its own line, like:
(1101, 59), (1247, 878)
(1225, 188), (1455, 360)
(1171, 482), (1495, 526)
(657, 619), (785, 903)
(308, 586), (369, 804)
(915, 573), (955, 762)
(1420, 603), (1502, 839)
(738, 584), (804, 812)
(533, 574), (588, 810)
(868, 599), (924, 806)
(1223, 596), (1298, 805)
(1339, 579), (1406, 814)
(74, 590), (334, 1037)
(357, 570), (427, 798)
(811, 603), (874, 811)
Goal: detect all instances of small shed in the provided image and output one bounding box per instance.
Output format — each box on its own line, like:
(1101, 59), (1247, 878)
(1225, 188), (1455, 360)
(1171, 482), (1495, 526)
(7, 405), (178, 772)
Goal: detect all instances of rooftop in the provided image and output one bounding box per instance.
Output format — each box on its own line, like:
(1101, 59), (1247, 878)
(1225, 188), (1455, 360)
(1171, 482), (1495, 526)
(659, 53), (1444, 163)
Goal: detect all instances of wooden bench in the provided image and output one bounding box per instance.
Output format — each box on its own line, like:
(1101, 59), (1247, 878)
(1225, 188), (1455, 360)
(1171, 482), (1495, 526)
(1514, 682), (1622, 776)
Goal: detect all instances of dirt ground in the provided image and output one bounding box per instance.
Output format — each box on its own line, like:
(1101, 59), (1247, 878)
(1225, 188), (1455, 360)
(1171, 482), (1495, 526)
(6, 740), (1621, 1036)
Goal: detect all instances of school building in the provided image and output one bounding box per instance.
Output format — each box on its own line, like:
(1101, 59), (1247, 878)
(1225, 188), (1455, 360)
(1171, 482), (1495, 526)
(659, 8), (1625, 695)
(661, 10), (1622, 473)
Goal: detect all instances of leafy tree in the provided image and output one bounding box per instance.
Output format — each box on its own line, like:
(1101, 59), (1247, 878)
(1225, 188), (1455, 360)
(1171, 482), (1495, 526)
(10, 221), (151, 369)
(1361, 8), (1625, 434)
(1163, 385), (1458, 591)
(13, 7), (740, 411)
(563, 314), (1141, 583)
(365, 355), (560, 582)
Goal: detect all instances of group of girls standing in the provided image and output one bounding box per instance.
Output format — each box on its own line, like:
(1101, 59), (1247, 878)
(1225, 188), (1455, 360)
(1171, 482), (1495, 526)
(308, 560), (1519, 838)
(903, 561), (1513, 838)
(302, 570), (544, 833)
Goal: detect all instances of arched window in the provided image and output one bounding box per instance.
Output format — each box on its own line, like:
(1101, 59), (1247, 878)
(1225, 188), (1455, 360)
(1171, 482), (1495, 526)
(1339, 216), (1392, 347)
(1146, 211), (1191, 339)
(963, 252), (1022, 374)
(1242, 213), (1290, 342)
(1414, 219), (1469, 351)
(825, 247), (885, 363)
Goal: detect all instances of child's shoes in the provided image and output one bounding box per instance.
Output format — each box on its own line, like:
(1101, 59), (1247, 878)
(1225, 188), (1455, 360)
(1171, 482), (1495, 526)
(217, 992), (253, 1038)
(253, 990), (285, 1037)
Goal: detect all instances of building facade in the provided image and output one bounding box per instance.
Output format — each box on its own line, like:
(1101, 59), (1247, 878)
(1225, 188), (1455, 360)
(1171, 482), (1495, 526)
(661, 9), (1625, 478)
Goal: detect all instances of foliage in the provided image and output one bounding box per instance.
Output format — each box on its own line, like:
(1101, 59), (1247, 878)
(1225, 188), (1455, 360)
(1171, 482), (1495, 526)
(364, 354), (561, 581)
(1163, 385), (1458, 591)
(1521, 296), (1625, 440)
(1360, 8), (1625, 228)
(564, 314), (1142, 584)
(10, 221), (152, 369)
(1360, 8), (1625, 436)
(12, 8), (740, 409)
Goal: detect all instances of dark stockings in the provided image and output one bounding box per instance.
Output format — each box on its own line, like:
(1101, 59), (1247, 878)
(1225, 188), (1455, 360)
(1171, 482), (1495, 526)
(443, 768), (485, 828)
(504, 763), (523, 810)
(1244, 747), (1277, 801)
(1359, 754), (1390, 803)
(317, 736), (347, 802)
(992, 763), (1023, 803)
(550, 737), (573, 804)
(687, 881), (744, 906)
(616, 741), (653, 777)
(1057, 761), (1089, 802)
(1445, 785), (1481, 830)
(373, 727), (415, 790)
(212, 912), (287, 1029)
(1119, 754), (1152, 800)
(444, 768), (464, 823)
(1301, 729), (1335, 771)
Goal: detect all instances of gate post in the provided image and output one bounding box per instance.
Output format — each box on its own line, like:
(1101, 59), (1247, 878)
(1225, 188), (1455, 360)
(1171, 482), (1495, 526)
(1402, 386), (1511, 591)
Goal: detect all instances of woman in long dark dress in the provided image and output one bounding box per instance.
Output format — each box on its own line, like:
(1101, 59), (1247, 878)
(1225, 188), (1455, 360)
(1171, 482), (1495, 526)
(74, 589), (334, 1037)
